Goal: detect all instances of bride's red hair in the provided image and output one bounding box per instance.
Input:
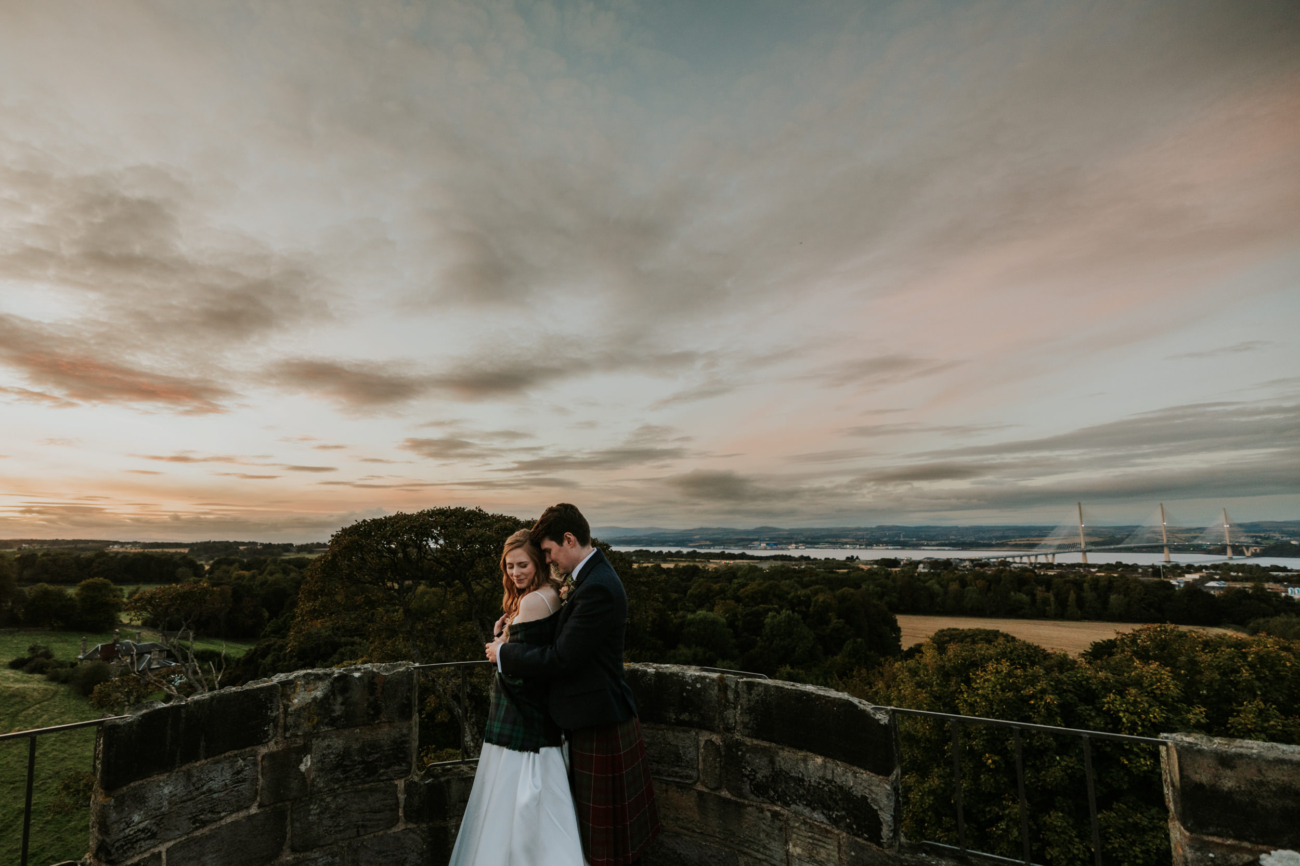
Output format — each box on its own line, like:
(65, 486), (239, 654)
(500, 529), (562, 625)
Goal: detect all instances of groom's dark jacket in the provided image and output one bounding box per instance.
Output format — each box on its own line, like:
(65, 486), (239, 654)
(498, 548), (638, 731)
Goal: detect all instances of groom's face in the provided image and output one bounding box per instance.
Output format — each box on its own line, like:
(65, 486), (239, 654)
(540, 533), (583, 574)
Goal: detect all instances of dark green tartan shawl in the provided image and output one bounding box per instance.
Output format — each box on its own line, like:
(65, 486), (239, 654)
(483, 609), (563, 752)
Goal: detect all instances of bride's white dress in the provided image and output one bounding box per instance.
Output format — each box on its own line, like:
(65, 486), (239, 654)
(449, 596), (584, 866)
(449, 741), (584, 866)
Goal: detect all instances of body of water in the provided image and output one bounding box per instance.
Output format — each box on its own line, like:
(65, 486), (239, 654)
(614, 546), (1300, 569)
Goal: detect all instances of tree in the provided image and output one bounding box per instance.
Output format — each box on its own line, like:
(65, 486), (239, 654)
(862, 625), (1300, 866)
(671, 611), (736, 666)
(289, 507), (528, 755)
(75, 578), (124, 632)
(22, 584), (76, 628)
(0, 557), (21, 626)
(758, 609), (821, 671)
(126, 582), (232, 698)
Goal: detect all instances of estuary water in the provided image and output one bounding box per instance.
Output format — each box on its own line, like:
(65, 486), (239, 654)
(613, 546), (1300, 569)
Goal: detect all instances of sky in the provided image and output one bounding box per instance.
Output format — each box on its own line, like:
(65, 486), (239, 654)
(1, 0), (1298, 541)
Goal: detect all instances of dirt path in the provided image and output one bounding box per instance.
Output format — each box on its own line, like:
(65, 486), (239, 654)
(895, 615), (1236, 656)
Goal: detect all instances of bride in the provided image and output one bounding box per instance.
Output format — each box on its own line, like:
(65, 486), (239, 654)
(449, 529), (585, 866)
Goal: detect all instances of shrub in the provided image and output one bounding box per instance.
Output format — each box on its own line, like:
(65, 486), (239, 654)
(69, 661), (113, 697)
(44, 666), (74, 684)
(7, 656), (28, 670)
(90, 674), (156, 713)
(50, 771), (95, 816)
(23, 656), (54, 675)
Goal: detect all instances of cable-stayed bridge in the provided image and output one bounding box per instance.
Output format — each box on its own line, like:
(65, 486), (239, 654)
(985, 502), (1245, 564)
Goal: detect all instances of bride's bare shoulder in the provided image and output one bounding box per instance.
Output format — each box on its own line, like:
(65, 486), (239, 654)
(514, 589), (556, 623)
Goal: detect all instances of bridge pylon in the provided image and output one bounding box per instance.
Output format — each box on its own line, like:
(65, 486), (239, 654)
(1077, 502), (1088, 565)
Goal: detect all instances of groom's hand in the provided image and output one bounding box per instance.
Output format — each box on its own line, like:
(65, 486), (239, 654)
(485, 636), (506, 664)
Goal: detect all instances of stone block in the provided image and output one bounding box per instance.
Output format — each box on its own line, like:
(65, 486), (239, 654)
(655, 782), (787, 866)
(98, 683), (278, 790)
(724, 738), (889, 846)
(310, 724), (412, 790)
(405, 765), (479, 825)
(424, 823), (459, 866)
(260, 744), (311, 805)
(1164, 733), (1300, 853)
(644, 725), (700, 784)
(280, 850), (347, 866)
(349, 827), (429, 865)
(701, 738), (724, 790)
(786, 814), (840, 866)
(626, 665), (733, 733)
(644, 832), (742, 866)
(163, 805), (287, 866)
(290, 782), (401, 851)
(280, 664), (414, 737)
(92, 752), (259, 862)
(735, 679), (894, 777)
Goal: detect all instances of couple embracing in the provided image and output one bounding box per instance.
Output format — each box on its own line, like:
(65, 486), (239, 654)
(450, 503), (661, 866)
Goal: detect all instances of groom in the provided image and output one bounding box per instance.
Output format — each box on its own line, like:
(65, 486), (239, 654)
(486, 503), (660, 866)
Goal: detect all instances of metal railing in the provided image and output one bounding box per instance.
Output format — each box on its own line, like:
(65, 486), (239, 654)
(886, 707), (1166, 866)
(696, 666), (769, 679)
(410, 661), (770, 767)
(412, 660), (495, 766)
(0, 715), (127, 866)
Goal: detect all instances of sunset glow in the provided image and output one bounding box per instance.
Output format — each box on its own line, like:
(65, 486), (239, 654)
(1, 0), (1297, 540)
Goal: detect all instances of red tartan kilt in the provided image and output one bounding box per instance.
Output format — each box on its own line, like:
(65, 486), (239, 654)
(568, 717), (662, 866)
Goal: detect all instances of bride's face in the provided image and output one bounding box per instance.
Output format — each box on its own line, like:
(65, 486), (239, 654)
(505, 548), (537, 591)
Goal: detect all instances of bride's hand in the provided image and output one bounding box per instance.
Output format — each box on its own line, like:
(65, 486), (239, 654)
(493, 613), (508, 639)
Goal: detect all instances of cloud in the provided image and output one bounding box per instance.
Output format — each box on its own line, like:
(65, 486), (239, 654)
(859, 462), (990, 485)
(503, 445), (691, 474)
(843, 422), (1014, 439)
(0, 315), (233, 413)
(0, 166), (323, 343)
(400, 436), (499, 461)
(663, 469), (765, 502)
(137, 452), (247, 465)
(916, 401), (1300, 463)
(264, 360), (431, 409)
(279, 465), (337, 473)
(811, 355), (963, 389)
(1168, 340), (1271, 360)
(214, 472), (281, 480)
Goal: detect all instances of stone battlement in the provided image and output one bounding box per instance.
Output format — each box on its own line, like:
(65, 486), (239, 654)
(85, 663), (1300, 866)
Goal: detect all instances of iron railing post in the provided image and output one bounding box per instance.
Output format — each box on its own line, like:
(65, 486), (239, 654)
(459, 667), (468, 762)
(21, 734), (37, 866)
(1083, 734), (1102, 866)
(1014, 727), (1030, 866)
(951, 720), (966, 856)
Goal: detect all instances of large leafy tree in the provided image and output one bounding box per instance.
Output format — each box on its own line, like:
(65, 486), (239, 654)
(288, 507), (528, 755)
(863, 625), (1300, 866)
(74, 578), (124, 632)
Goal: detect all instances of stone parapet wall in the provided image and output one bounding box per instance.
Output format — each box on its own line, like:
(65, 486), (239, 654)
(625, 665), (900, 866)
(1162, 733), (1300, 866)
(89, 664), (476, 866)
(88, 661), (1300, 866)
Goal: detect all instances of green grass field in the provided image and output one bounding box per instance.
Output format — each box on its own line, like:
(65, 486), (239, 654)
(0, 629), (255, 865)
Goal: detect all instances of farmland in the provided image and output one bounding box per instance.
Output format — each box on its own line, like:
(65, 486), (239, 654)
(896, 614), (1237, 656)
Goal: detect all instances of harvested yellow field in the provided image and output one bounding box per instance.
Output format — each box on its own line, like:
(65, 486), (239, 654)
(895, 615), (1237, 656)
